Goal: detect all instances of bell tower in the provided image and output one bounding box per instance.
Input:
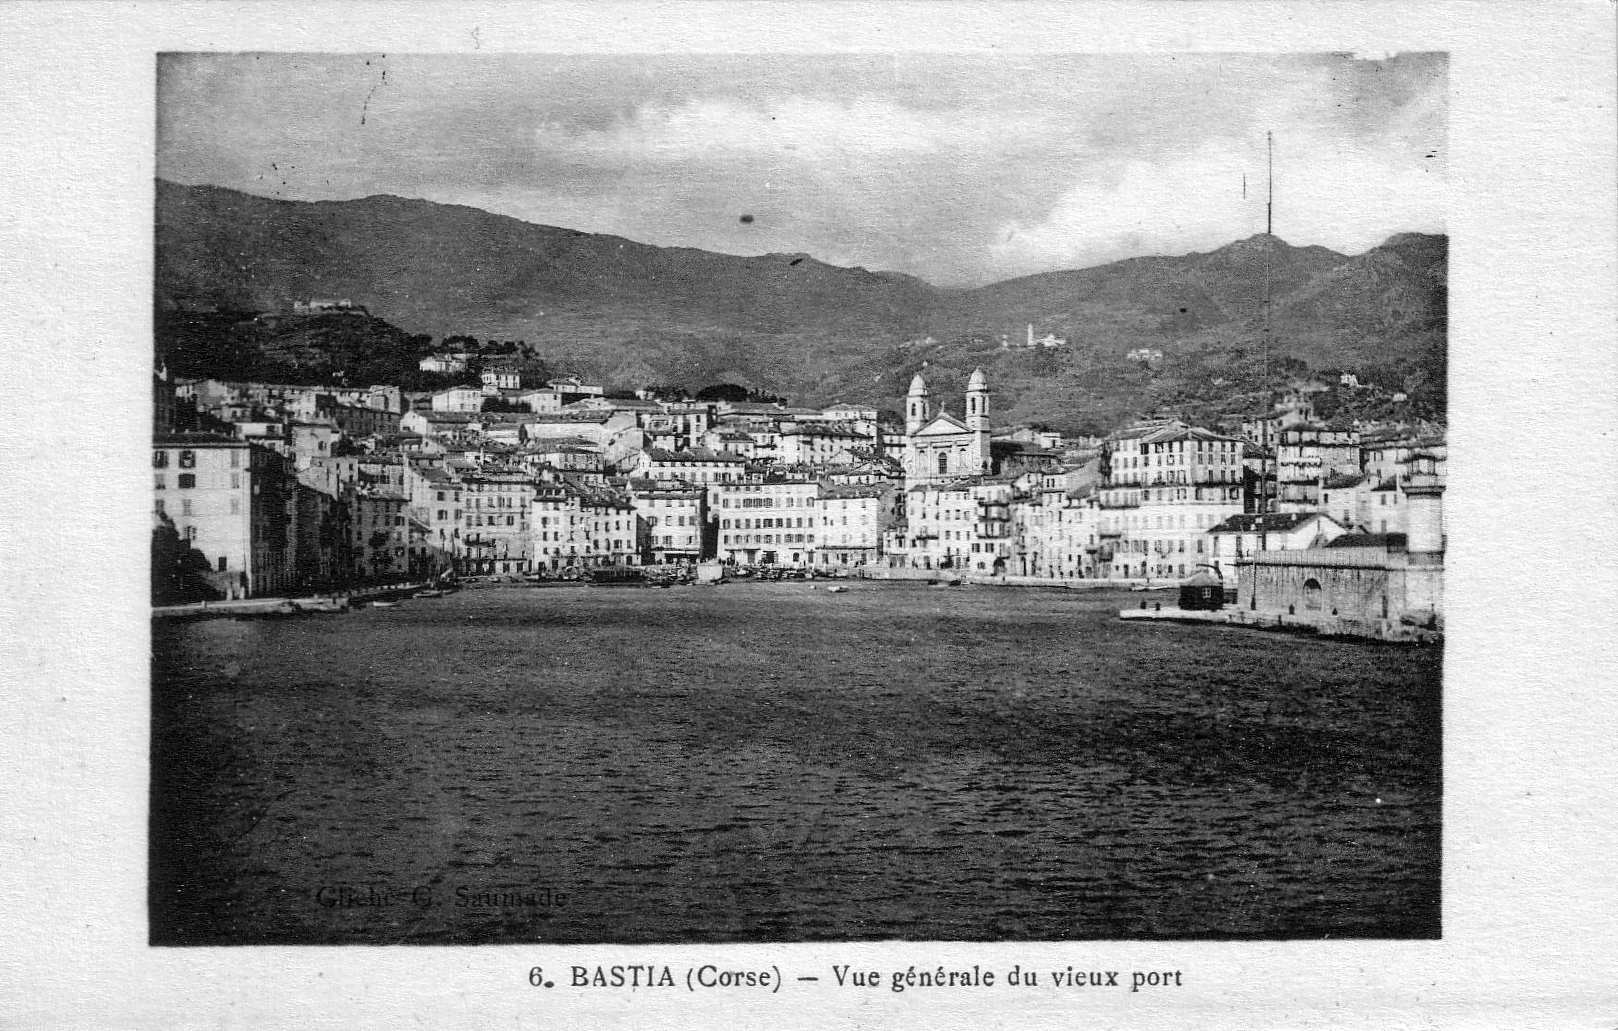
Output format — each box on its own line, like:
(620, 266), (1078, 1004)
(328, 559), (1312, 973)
(966, 367), (990, 473)
(906, 373), (931, 435)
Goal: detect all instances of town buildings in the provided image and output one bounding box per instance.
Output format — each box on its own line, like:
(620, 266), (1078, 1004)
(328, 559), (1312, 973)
(1238, 453), (1445, 631)
(156, 339), (1443, 611)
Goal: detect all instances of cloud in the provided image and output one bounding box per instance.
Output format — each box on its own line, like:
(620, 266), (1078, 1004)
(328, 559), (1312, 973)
(536, 95), (1049, 167)
(158, 53), (1447, 286)
(989, 119), (1446, 276)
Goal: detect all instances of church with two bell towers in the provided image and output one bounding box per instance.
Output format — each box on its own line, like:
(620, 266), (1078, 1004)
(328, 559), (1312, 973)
(902, 368), (993, 484)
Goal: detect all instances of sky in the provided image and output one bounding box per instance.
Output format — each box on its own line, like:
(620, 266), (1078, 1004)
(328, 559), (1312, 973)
(157, 52), (1446, 288)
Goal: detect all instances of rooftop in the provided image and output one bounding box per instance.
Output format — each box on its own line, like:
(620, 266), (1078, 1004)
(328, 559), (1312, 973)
(1209, 512), (1326, 534)
(645, 447), (746, 463)
(820, 482), (893, 500)
(1327, 532), (1408, 550)
(154, 432), (246, 448)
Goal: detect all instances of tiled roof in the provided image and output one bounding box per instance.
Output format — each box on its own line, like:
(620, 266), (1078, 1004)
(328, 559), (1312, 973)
(154, 432), (246, 447)
(1208, 512), (1321, 534)
(820, 483), (892, 500)
(1327, 532), (1408, 550)
(526, 412), (613, 424)
(645, 447), (745, 463)
(530, 437), (600, 452)
(785, 422), (866, 438)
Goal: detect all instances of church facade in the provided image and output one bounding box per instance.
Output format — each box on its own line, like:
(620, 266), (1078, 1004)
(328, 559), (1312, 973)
(902, 369), (992, 484)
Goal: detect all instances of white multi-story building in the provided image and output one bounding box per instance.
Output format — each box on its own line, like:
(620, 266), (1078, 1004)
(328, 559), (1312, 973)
(891, 478), (1014, 573)
(1097, 421), (1247, 581)
(777, 421), (870, 467)
(431, 387), (485, 413)
(418, 354), (467, 375)
(628, 478), (707, 564)
(1275, 422), (1360, 508)
(517, 389), (564, 413)
(815, 482), (897, 567)
(712, 480), (821, 566)
(404, 463), (463, 571)
(632, 447), (746, 484)
(153, 432), (296, 597)
(1207, 512), (1349, 587)
(459, 470), (537, 575)
(1014, 486), (1102, 579)
(481, 366), (522, 390)
(351, 487), (412, 582)
(530, 481), (638, 570)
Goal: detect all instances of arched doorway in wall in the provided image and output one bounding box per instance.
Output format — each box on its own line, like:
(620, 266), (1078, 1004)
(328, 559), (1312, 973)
(1303, 577), (1323, 611)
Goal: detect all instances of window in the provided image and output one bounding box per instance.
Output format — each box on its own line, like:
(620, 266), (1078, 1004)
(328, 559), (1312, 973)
(154, 474), (166, 490)
(180, 499), (193, 516)
(229, 499), (240, 515)
(938, 452), (948, 475)
(217, 556), (228, 572)
(230, 473), (241, 489)
(154, 499), (165, 514)
(184, 526), (197, 542)
(153, 451), (169, 469)
(178, 450), (196, 469)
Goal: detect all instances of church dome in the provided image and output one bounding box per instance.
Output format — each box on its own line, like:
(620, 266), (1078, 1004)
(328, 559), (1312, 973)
(967, 368), (988, 391)
(908, 373), (930, 394)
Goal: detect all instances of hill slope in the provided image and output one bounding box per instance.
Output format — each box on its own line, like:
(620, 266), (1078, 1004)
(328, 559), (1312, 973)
(155, 181), (1445, 427)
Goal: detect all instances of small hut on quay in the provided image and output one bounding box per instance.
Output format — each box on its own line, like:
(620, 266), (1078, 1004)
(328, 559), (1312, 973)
(1178, 567), (1226, 611)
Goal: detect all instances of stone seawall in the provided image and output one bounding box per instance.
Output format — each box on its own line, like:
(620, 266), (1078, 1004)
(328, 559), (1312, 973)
(1118, 604), (1442, 644)
(858, 567), (1157, 590)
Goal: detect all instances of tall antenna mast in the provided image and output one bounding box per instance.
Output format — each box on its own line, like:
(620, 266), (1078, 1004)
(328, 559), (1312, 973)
(1266, 130), (1274, 236)
(1259, 130), (1274, 550)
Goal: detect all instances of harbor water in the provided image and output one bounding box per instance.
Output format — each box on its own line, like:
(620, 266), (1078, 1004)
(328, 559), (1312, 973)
(150, 582), (1441, 944)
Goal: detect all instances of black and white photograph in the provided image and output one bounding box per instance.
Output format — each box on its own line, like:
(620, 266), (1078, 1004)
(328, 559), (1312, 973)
(148, 51), (1448, 946)
(8, 3), (1618, 1025)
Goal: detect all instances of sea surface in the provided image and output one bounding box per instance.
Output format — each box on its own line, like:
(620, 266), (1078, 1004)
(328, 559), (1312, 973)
(150, 582), (1441, 944)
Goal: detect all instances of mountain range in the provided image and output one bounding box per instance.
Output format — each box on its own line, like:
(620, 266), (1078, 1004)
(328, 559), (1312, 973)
(155, 180), (1446, 432)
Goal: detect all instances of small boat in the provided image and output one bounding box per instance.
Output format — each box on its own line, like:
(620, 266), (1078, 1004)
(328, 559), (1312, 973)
(415, 589), (446, 598)
(370, 600), (399, 609)
(826, 585), (848, 594)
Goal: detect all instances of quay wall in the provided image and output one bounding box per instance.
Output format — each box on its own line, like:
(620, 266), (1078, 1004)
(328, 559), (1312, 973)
(858, 567), (1148, 590)
(1119, 604), (1442, 645)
